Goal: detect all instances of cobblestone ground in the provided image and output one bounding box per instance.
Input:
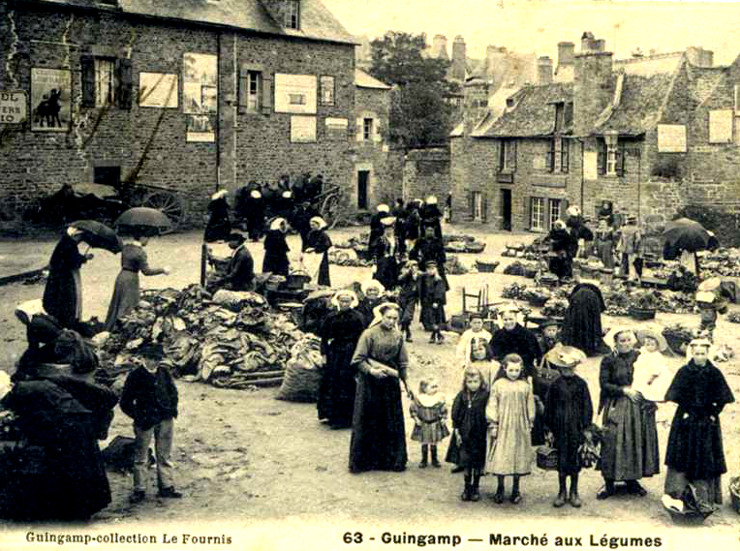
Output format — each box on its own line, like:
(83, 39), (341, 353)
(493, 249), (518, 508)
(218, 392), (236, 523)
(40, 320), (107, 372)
(0, 226), (737, 540)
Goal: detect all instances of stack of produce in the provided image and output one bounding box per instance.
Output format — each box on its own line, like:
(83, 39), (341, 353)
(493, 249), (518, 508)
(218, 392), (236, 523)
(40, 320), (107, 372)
(328, 249), (373, 268)
(99, 285), (310, 390)
(445, 255), (470, 275)
(503, 260), (540, 277)
(443, 235), (486, 254)
(501, 282), (528, 300)
(542, 297), (569, 318)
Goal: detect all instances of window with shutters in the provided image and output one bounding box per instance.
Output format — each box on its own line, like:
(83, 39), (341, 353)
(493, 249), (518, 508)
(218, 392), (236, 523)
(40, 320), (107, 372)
(239, 66), (272, 115)
(82, 55), (131, 109)
(547, 139), (556, 172)
(320, 76), (335, 106)
(285, 0), (300, 30)
(245, 71), (260, 112)
(600, 133), (624, 176)
(560, 138), (569, 173)
(472, 191), (483, 221)
(530, 197), (545, 231)
(549, 198), (562, 228)
(95, 58), (116, 107)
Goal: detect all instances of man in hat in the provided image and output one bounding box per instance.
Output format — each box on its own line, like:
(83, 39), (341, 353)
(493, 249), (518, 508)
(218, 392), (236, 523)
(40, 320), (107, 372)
(222, 233), (254, 291)
(369, 204), (391, 252)
(537, 319), (561, 355)
(419, 260), (447, 344)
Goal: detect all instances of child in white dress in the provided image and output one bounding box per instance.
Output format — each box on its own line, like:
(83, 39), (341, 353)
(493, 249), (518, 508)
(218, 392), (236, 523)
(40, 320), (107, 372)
(632, 328), (672, 402)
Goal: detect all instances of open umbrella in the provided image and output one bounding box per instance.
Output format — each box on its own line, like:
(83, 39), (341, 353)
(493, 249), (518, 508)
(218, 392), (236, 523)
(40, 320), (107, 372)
(69, 220), (122, 254)
(115, 207), (173, 236)
(662, 218), (716, 260)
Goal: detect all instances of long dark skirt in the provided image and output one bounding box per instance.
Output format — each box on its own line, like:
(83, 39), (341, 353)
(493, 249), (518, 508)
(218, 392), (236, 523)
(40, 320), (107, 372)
(599, 397), (659, 481)
(664, 468), (723, 505)
(263, 252), (289, 276)
(104, 270), (140, 331)
(349, 373), (407, 473)
(317, 253), (331, 287)
(317, 339), (358, 428)
(665, 414), (727, 481)
(561, 288), (606, 357)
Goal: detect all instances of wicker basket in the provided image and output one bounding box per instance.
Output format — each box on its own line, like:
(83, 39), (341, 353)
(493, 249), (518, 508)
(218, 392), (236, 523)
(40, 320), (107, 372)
(628, 306), (656, 321)
(527, 295), (549, 307)
(663, 332), (691, 356)
(536, 445), (559, 471)
(524, 268), (538, 279)
(475, 260), (500, 273)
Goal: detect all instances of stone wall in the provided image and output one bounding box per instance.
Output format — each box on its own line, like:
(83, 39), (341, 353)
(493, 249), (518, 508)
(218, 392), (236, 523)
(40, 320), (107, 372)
(0, 3), (356, 223)
(403, 147), (450, 204)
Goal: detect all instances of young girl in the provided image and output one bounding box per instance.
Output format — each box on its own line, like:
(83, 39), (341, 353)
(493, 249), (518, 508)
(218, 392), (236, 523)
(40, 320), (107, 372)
(450, 367), (490, 501)
(410, 377), (450, 468)
(487, 354), (535, 504)
(456, 313), (493, 366)
(543, 346), (593, 508)
(632, 328), (672, 403)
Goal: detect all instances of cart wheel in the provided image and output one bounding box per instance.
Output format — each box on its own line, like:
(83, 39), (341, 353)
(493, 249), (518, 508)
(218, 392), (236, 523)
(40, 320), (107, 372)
(321, 193), (340, 229)
(142, 191), (186, 229)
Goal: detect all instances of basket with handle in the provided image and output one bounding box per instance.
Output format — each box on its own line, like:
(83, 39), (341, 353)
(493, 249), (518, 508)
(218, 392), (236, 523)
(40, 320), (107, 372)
(536, 431), (559, 471)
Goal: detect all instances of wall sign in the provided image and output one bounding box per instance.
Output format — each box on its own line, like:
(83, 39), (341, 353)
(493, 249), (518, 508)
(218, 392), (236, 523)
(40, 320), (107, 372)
(291, 116), (317, 143)
(31, 68), (71, 132)
(325, 117), (348, 139)
(0, 91), (27, 124)
(139, 73), (178, 108)
(583, 151), (598, 180)
(708, 110), (732, 144)
(657, 124), (687, 152)
(275, 74), (317, 114)
(183, 53), (217, 142)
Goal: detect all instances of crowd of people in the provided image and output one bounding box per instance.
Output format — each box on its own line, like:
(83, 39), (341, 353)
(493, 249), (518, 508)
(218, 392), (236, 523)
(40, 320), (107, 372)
(0, 187), (735, 524)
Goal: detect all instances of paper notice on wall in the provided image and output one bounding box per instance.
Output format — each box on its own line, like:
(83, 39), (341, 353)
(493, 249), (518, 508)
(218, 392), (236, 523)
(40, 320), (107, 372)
(583, 151), (598, 180)
(31, 68), (71, 132)
(139, 73), (178, 108)
(275, 74), (317, 114)
(325, 117), (348, 139)
(533, 156), (546, 171)
(709, 110), (733, 143)
(657, 124), (687, 152)
(291, 116), (317, 143)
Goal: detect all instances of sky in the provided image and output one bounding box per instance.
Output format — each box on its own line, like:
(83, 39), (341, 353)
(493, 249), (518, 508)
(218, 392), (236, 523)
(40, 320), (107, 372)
(321, 0), (740, 65)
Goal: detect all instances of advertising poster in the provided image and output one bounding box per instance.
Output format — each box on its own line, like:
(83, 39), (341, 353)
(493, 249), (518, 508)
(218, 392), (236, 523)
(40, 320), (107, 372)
(138, 73), (179, 108)
(30, 68), (71, 132)
(274, 73), (317, 114)
(183, 53), (217, 142)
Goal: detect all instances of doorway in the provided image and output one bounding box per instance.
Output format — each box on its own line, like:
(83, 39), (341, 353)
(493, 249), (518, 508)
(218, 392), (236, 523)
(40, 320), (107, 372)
(501, 188), (512, 231)
(357, 170), (369, 210)
(94, 166), (121, 188)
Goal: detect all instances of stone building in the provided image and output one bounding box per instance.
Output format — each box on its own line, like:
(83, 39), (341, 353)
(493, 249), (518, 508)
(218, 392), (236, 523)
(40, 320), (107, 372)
(451, 31), (739, 232)
(0, 0), (361, 222)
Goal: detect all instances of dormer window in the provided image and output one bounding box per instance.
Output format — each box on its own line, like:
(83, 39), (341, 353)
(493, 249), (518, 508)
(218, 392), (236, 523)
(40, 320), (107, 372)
(285, 0), (300, 30)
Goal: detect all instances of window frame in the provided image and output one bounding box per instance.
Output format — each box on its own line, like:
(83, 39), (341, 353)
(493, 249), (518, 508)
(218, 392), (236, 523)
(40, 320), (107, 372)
(560, 138), (569, 174)
(530, 196), (545, 231)
(94, 57), (117, 108)
(319, 75), (335, 106)
(285, 0), (300, 30)
(549, 198), (562, 229)
(246, 70), (261, 112)
(499, 139), (517, 172)
(362, 117), (373, 141)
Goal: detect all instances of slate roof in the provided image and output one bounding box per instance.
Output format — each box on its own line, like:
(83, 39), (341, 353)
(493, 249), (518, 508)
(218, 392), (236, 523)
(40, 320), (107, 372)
(355, 69), (391, 90)
(478, 82), (573, 138)
(22, 0), (357, 45)
(686, 64), (725, 106)
(593, 72), (674, 136)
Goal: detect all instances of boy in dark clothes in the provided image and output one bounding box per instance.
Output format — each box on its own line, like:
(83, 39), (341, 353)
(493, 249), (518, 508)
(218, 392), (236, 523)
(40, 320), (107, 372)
(120, 358), (181, 503)
(419, 260), (447, 344)
(397, 259), (420, 342)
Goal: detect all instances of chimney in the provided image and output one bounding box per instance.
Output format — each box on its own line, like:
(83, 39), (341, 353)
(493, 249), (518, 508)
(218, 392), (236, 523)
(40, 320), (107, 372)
(538, 56), (553, 84)
(574, 33), (613, 136)
(581, 31), (596, 53)
(432, 34), (449, 60)
(463, 78), (489, 135)
(452, 35), (467, 81)
(686, 46), (714, 67)
(557, 42), (575, 67)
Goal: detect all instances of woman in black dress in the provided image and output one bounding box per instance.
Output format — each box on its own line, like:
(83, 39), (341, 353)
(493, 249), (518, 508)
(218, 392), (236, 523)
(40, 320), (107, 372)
(664, 339), (734, 505)
(43, 226), (93, 330)
(262, 217), (290, 276)
(244, 190), (265, 242)
(304, 216), (332, 287)
(597, 329), (660, 499)
(373, 217), (399, 291)
(561, 278), (609, 357)
(317, 290), (366, 429)
(548, 220), (576, 281)
(204, 189), (232, 243)
(349, 303), (413, 473)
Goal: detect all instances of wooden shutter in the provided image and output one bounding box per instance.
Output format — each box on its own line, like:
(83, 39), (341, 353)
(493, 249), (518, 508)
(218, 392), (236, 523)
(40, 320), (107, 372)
(561, 139), (569, 173)
(373, 118), (382, 143)
(81, 55), (96, 108)
(356, 117), (364, 142)
(116, 58), (132, 110)
(527, 196), (534, 230)
(547, 139), (555, 172)
(261, 72), (272, 114)
(238, 68), (248, 115)
(468, 191), (474, 221)
(482, 194), (488, 223)
(597, 140), (607, 175)
(511, 141), (517, 172)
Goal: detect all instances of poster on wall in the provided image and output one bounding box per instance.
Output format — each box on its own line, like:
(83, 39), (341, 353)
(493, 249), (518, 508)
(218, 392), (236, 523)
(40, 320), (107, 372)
(325, 117), (348, 139)
(274, 74), (317, 114)
(138, 73), (179, 108)
(657, 124), (687, 152)
(183, 53), (217, 142)
(31, 68), (71, 132)
(583, 151), (598, 180)
(708, 110), (733, 143)
(291, 116), (317, 143)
